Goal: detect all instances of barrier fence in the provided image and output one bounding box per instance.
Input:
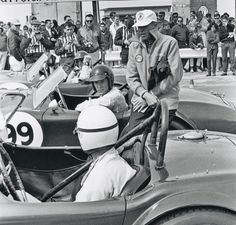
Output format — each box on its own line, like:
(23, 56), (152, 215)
(104, 48), (228, 65)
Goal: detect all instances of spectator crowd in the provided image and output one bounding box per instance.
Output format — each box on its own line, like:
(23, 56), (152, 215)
(0, 9), (236, 76)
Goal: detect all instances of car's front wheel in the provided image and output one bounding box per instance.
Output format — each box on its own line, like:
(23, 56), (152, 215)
(153, 207), (236, 225)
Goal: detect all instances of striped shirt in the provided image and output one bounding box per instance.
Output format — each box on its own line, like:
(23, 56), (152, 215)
(25, 36), (46, 55)
(58, 33), (78, 57)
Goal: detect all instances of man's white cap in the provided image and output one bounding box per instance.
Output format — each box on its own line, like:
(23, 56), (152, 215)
(12, 19), (21, 26)
(133, 10), (157, 27)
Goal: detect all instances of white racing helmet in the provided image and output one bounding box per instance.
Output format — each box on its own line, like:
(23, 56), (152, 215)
(76, 105), (119, 151)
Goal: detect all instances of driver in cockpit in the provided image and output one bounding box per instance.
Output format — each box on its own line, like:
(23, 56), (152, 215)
(75, 65), (128, 114)
(74, 105), (136, 202)
(3, 106), (135, 203)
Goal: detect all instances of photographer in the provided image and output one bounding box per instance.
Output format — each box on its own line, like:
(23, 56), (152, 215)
(77, 14), (100, 65)
(21, 19), (53, 69)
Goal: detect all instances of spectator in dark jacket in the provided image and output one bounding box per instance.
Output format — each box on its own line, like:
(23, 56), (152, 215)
(218, 16), (235, 75)
(21, 19), (53, 68)
(7, 19), (25, 71)
(0, 26), (7, 70)
(171, 16), (189, 68)
(206, 22), (220, 76)
(98, 22), (113, 51)
(114, 15), (135, 66)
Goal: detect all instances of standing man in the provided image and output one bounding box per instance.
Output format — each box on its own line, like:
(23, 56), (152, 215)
(43, 19), (58, 48)
(21, 19), (53, 69)
(114, 15), (135, 66)
(7, 19), (25, 71)
(124, 10), (183, 134)
(171, 16), (189, 69)
(78, 14), (100, 65)
(0, 26), (7, 70)
(156, 11), (169, 30)
(59, 15), (71, 36)
(55, 21), (82, 75)
(110, 15), (123, 51)
(219, 16), (235, 75)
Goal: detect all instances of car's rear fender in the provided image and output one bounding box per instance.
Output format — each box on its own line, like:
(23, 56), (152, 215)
(131, 191), (236, 225)
(171, 111), (198, 130)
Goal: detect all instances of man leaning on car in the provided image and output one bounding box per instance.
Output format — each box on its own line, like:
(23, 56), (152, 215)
(124, 9), (183, 134)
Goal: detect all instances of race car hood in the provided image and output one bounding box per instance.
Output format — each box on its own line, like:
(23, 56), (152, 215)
(150, 130), (236, 182)
(179, 87), (234, 108)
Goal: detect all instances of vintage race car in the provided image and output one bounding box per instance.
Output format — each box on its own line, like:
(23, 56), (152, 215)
(0, 101), (236, 225)
(3, 67), (236, 147)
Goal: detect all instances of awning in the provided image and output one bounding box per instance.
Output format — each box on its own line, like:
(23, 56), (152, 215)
(0, 0), (138, 4)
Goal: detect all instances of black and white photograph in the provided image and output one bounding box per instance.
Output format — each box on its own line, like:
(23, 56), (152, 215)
(0, 0), (236, 224)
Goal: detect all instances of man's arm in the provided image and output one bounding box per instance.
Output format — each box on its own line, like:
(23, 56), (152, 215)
(55, 38), (66, 56)
(152, 39), (183, 96)
(114, 27), (124, 46)
(40, 34), (54, 50)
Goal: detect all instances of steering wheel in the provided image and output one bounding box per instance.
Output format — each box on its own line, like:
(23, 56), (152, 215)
(0, 144), (28, 202)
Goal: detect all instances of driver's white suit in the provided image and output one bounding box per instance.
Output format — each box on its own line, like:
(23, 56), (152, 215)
(75, 148), (136, 202)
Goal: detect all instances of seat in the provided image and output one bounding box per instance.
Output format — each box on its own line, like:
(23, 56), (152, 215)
(120, 164), (150, 196)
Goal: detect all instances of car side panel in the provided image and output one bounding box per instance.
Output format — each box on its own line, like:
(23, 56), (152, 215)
(131, 191), (236, 225)
(0, 196), (126, 225)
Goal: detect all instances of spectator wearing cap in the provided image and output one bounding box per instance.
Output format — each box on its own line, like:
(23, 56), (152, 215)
(0, 26), (7, 70)
(21, 19), (53, 68)
(114, 15), (135, 66)
(123, 9), (183, 135)
(55, 21), (83, 75)
(78, 14), (101, 65)
(156, 11), (169, 30)
(7, 19), (25, 71)
(218, 16), (235, 75)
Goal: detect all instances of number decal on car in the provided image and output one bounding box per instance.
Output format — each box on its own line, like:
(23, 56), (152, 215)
(6, 112), (43, 146)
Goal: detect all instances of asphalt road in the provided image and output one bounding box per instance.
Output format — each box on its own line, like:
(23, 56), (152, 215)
(181, 71), (236, 104)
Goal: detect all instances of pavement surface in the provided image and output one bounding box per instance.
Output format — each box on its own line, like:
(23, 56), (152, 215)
(181, 71), (236, 104)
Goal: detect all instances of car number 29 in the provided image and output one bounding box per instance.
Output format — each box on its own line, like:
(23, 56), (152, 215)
(6, 112), (43, 147)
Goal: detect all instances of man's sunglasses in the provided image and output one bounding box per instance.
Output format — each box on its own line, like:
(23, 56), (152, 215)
(86, 20), (93, 23)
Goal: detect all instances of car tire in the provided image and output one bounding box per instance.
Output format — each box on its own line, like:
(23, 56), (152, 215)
(152, 207), (236, 225)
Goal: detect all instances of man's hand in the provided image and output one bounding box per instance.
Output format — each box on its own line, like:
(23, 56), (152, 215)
(64, 43), (71, 50)
(143, 92), (158, 106)
(132, 97), (147, 112)
(124, 40), (130, 45)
